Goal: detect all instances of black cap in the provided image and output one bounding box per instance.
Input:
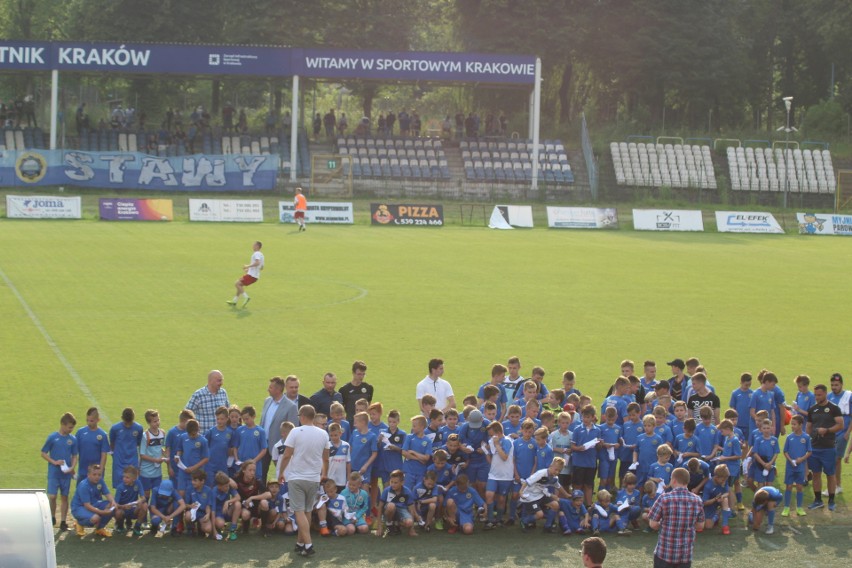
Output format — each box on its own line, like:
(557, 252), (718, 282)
(654, 380), (670, 391)
(667, 359), (685, 370)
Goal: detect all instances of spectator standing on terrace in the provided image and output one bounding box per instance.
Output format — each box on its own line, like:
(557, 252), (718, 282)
(442, 116), (452, 140)
(164, 107), (174, 132)
(499, 113), (508, 135)
(337, 112), (348, 136)
(323, 109), (336, 139)
(464, 113), (475, 138)
(398, 109), (410, 137)
(282, 111), (292, 136)
(312, 112), (322, 140)
(411, 111), (421, 137)
(23, 95), (36, 127)
(455, 111), (464, 139)
(416, 358), (456, 413)
(261, 376), (298, 481)
(222, 102), (235, 133)
(75, 103), (86, 135)
(386, 111), (396, 136)
(377, 113), (386, 136)
(339, 361), (374, 422)
(186, 370), (230, 432)
(237, 109), (248, 134)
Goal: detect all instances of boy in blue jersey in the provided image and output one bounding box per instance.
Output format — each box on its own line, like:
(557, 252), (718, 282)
(730, 373), (754, 432)
(685, 458), (711, 495)
(375, 470), (421, 537)
(427, 449), (455, 528)
(511, 420), (538, 523)
(442, 433), (469, 474)
(71, 464), (115, 538)
(42, 412), (78, 530)
(534, 427), (554, 468)
(478, 364), (509, 419)
(413, 470), (440, 531)
(782, 414), (812, 517)
(551, 412), (573, 491)
(750, 419), (779, 487)
(561, 489), (590, 535)
(445, 473), (485, 534)
(341, 472), (371, 534)
(149, 478), (186, 537)
(109, 407), (144, 489)
(458, 409), (490, 497)
(601, 376), (630, 425)
(402, 415), (433, 491)
(674, 418), (701, 466)
(750, 373), (778, 433)
(792, 375), (815, 422)
(175, 419), (210, 498)
(327, 422), (352, 490)
(378, 409), (406, 488)
(212, 472), (240, 540)
(502, 405), (523, 439)
(427, 408), (447, 446)
(75, 408), (109, 487)
(205, 407), (235, 489)
(694, 407), (721, 462)
(165, 409), (195, 483)
(562, 370), (582, 397)
(329, 402), (351, 441)
(367, 402), (388, 508)
(590, 489), (624, 535)
(484, 421), (514, 528)
(652, 406), (674, 445)
(701, 464), (732, 535)
(619, 403), (643, 481)
(716, 420), (743, 509)
(139, 409), (167, 498)
(597, 408), (621, 492)
(750, 486), (783, 534)
(265, 479), (290, 534)
(633, 416), (663, 486)
(350, 411), (379, 511)
(440, 408), (461, 439)
(184, 470), (215, 538)
(319, 477), (356, 536)
(523, 399), (542, 426)
(518, 458), (564, 532)
(648, 445), (675, 492)
(235, 406), (267, 466)
(113, 465), (148, 535)
(640, 480), (658, 527)
(615, 473), (642, 530)
(572, 406), (602, 506)
(670, 401), (688, 439)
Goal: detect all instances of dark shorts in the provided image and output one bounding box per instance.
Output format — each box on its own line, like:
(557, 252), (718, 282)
(573, 466), (597, 487)
(809, 448), (837, 476)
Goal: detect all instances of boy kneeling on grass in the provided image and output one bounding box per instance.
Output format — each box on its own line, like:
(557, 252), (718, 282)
(71, 464), (115, 538)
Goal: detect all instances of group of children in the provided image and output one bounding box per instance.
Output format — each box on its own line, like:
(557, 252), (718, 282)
(40, 358), (831, 543)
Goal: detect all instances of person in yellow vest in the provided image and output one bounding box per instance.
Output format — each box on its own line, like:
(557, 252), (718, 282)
(294, 186), (308, 232)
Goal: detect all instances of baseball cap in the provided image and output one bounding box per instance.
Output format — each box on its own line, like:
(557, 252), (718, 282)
(572, 489), (584, 499)
(562, 403), (575, 412)
(667, 358), (685, 369)
(467, 409), (484, 428)
(157, 479), (174, 495)
(654, 379), (670, 391)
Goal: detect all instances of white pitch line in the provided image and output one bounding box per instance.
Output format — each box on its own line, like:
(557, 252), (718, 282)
(0, 266), (110, 423)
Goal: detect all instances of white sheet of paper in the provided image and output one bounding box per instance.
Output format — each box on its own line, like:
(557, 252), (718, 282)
(463, 444), (474, 452)
(618, 500), (630, 512)
(227, 456), (235, 467)
(175, 456), (187, 471)
(607, 447), (616, 461)
(314, 495), (329, 510)
(762, 468), (770, 477)
(59, 461), (73, 474)
(628, 462), (638, 471)
(582, 438), (599, 450)
(481, 441), (489, 453)
(594, 504), (608, 518)
(676, 456), (683, 465)
(190, 504), (198, 522)
(235, 460), (243, 467)
(656, 483), (664, 495)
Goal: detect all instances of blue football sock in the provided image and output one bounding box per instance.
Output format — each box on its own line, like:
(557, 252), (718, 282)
(591, 516), (600, 531)
(559, 514), (569, 532)
(486, 503), (495, 521)
(509, 499), (517, 519)
(722, 509), (731, 527)
(784, 490), (792, 507)
(796, 490), (804, 508)
(767, 510), (775, 525)
(736, 492), (742, 503)
(544, 509), (556, 527)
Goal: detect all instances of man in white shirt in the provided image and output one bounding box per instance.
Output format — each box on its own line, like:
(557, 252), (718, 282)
(227, 241), (264, 308)
(277, 405), (329, 557)
(416, 358), (456, 413)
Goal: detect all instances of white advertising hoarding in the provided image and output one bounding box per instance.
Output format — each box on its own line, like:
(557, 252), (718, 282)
(797, 212), (852, 236)
(188, 199), (263, 222)
(715, 211), (783, 234)
(547, 207), (618, 229)
(632, 209), (704, 232)
(6, 195), (81, 219)
(279, 201), (354, 224)
(488, 205), (534, 229)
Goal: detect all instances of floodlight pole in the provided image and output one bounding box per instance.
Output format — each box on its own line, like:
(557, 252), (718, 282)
(290, 74), (300, 183)
(531, 58), (541, 190)
(783, 96), (792, 208)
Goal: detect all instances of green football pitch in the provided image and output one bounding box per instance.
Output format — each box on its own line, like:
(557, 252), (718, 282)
(1, 217), (851, 567)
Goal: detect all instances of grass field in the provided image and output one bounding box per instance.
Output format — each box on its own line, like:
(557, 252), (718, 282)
(1, 214), (851, 566)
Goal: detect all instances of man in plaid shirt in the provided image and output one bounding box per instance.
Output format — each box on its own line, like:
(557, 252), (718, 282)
(648, 467), (705, 568)
(186, 370), (230, 431)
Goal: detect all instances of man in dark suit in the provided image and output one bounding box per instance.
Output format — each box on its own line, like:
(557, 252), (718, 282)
(260, 376), (298, 481)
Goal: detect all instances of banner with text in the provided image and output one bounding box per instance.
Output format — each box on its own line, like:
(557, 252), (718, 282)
(547, 207), (618, 229)
(489, 205), (534, 229)
(6, 194), (81, 219)
(797, 212), (852, 236)
(279, 201), (354, 224)
(715, 211), (783, 234)
(189, 199), (263, 222)
(99, 198), (173, 221)
(370, 203), (443, 227)
(633, 209), (704, 232)
(0, 150), (279, 191)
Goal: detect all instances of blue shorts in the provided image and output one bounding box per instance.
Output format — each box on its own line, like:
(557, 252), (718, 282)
(357, 467), (373, 484)
(177, 471), (193, 493)
(73, 500), (111, 527)
(835, 433), (849, 456)
(809, 448), (837, 476)
(456, 510), (474, 526)
(466, 461), (489, 484)
(703, 506), (720, 524)
(47, 469), (72, 496)
(750, 462), (776, 483)
(485, 479), (513, 495)
(345, 514), (368, 527)
(598, 458), (617, 480)
(390, 505), (412, 522)
(785, 467), (806, 486)
(118, 505), (139, 519)
(403, 473), (423, 491)
(140, 475), (161, 493)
